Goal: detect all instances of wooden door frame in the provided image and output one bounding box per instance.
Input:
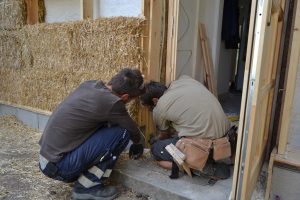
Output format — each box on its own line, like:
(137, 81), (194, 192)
(232, 0), (285, 199)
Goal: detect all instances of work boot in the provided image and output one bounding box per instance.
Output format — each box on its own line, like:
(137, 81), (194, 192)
(72, 182), (118, 200)
(214, 163), (231, 179)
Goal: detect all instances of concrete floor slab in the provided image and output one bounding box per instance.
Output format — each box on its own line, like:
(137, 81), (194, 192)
(112, 155), (232, 200)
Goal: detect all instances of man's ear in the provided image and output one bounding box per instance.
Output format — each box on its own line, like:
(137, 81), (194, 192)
(120, 94), (130, 103)
(152, 98), (159, 106)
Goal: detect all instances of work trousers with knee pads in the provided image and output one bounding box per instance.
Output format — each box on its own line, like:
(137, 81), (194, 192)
(40, 126), (130, 188)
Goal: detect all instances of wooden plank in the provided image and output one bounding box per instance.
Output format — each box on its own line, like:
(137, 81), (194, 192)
(141, 0), (150, 76)
(264, 10), (284, 154)
(140, 0), (167, 145)
(198, 25), (213, 94)
(165, 0), (179, 85)
(233, 0), (284, 198)
(139, 0), (151, 146)
(147, 0), (164, 81)
(278, 0), (300, 154)
(264, 148), (277, 200)
(200, 24), (217, 96)
(25, 0), (39, 25)
(231, 0), (258, 198)
(241, 2), (280, 197)
(169, 143), (186, 160)
(80, 0), (93, 19)
(165, 144), (184, 165)
(198, 24), (218, 96)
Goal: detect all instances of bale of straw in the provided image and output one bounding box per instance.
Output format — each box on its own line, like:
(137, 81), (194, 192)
(0, 0), (26, 30)
(0, 17), (144, 114)
(0, 31), (23, 69)
(69, 18), (143, 88)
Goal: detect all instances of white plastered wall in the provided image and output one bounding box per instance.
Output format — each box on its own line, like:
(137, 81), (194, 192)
(44, 0), (142, 23)
(45, 0), (81, 23)
(176, 0), (236, 95)
(176, 0), (199, 80)
(97, 0), (142, 18)
(288, 56), (300, 148)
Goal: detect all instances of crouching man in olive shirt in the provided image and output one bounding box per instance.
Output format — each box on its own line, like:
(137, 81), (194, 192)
(39, 68), (145, 200)
(140, 75), (231, 180)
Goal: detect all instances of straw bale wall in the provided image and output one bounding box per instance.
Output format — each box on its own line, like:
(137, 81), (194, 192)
(0, 0), (45, 30)
(0, 17), (144, 115)
(0, 0), (26, 30)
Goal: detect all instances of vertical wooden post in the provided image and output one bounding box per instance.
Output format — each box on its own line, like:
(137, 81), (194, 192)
(80, 0), (94, 20)
(140, 0), (167, 145)
(25, 0), (39, 25)
(147, 0), (164, 81)
(165, 0), (179, 85)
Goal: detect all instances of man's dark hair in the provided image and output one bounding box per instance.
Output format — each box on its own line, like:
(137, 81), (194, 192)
(108, 68), (145, 97)
(140, 81), (167, 107)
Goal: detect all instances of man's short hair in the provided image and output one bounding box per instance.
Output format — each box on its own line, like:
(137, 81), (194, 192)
(140, 81), (167, 107)
(108, 68), (145, 97)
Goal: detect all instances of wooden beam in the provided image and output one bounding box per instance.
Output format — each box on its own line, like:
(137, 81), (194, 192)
(165, 0), (179, 85)
(80, 0), (94, 20)
(199, 24), (217, 96)
(231, 0), (258, 198)
(147, 0), (164, 81)
(25, 0), (39, 25)
(140, 0), (165, 146)
(278, 0), (300, 154)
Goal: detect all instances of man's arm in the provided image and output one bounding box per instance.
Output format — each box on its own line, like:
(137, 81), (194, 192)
(107, 101), (142, 144)
(157, 127), (177, 140)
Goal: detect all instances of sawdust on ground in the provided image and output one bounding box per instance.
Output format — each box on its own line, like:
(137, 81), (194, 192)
(0, 115), (149, 200)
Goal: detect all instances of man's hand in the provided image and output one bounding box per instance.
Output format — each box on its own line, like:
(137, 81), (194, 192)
(129, 144), (144, 159)
(149, 134), (157, 145)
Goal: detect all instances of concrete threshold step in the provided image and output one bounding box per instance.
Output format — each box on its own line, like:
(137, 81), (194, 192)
(112, 154), (232, 200)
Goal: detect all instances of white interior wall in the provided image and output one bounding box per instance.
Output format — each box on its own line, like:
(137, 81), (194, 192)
(98, 0), (142, 18)
(218, 43), (237, 94)
(45, 0), (81, 23)
(198, 0), (224, 84)
(288, 58), (300, 148)
(176, 0), (237, 95)
(45, 0), (142, 23)
(198, 0), (237, 95)
(176, 0), (199, 80)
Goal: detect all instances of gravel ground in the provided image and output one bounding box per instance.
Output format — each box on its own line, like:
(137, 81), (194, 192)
(0, 115), (149, 200)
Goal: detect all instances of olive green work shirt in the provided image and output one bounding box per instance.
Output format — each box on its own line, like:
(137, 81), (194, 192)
(153, 75), (230, 139)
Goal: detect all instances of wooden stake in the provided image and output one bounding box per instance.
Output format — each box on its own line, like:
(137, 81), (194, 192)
(198, 24), (217, 96)
(80, 0), (93, 19)
(25, 0), (39, 25)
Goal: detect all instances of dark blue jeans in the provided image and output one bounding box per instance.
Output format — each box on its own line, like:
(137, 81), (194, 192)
(52, 126), (130, 185)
